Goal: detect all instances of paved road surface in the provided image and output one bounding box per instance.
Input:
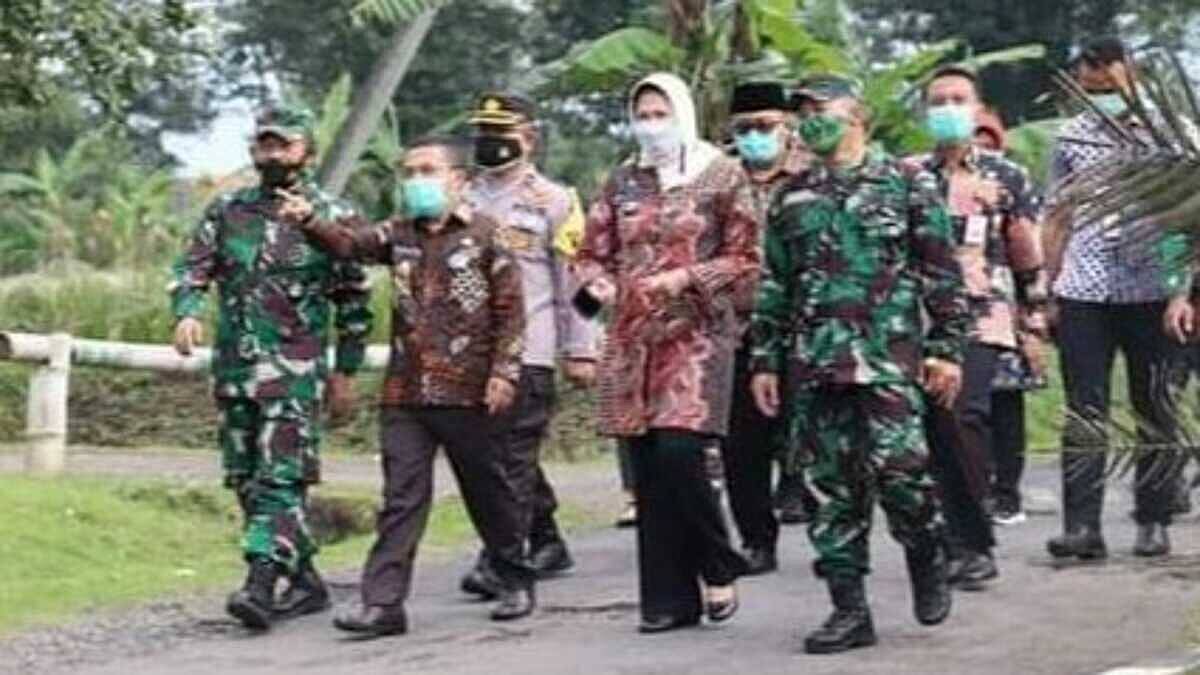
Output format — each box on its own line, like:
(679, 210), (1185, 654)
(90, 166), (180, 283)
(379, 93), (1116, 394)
(8, 462), (1196, 675)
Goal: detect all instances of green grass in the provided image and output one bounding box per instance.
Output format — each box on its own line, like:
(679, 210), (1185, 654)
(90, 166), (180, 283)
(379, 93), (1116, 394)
(0, 475), (600, 635)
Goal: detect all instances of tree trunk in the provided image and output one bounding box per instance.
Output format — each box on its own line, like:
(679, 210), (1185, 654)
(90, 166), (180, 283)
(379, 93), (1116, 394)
(316, 8), (439, 196)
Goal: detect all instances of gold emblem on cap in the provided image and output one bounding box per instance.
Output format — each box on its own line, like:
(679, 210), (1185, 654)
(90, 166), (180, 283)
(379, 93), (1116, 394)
(484, 98), (502, 112)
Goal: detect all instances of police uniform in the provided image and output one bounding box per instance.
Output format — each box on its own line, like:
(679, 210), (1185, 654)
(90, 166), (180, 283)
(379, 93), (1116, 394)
(463, 93), (598, 584)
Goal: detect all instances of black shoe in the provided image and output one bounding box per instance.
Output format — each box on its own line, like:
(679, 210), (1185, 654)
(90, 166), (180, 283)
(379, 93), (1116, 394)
(742, 547), (778, 576)
(460, 554), (503, 600)
(226, 558), (281, 631)
(530, 540), (574, 578)
(1133, 523), (1170, 557)
(274, 559), (331, 619)
(1171, 482), (1192, 516)
(952, 552), (998, 591)
(778, 495), (817, 525)
(904, 539), (952, 626)
(705, 587), (739, 623)
(803, 576), (877, 654)
(1046, 527), (1107, 560)
(638, 614), (701, 634)
(490, 586), (536, 621)
(333, 603), (408, 636)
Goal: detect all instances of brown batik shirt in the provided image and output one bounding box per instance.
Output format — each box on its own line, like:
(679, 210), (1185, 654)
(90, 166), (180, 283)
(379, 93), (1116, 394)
(301, 205), (525, 407)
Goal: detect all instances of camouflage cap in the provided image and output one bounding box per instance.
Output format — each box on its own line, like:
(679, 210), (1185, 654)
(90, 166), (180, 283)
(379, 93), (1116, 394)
(469, 91), (537, 127)
(794, 75), (864, 104)
(255, 104), (316, 143)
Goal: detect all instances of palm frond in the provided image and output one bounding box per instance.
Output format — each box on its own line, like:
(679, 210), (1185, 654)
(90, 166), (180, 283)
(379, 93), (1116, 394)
(350, 0), (447, 26)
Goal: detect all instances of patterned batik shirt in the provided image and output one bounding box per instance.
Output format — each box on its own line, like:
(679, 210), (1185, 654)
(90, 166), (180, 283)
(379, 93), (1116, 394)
(1048, 112), (1192, 304)
(750, 147), (970, 387)
(907, 146), (1048, 349)
(301, 206), (525, 407)
(170, 180), (373, 401)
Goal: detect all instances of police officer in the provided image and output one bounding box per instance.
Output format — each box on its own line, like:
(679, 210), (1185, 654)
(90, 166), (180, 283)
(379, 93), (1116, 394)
(459, 93), (599, 598)
(170, 104), (374, 631)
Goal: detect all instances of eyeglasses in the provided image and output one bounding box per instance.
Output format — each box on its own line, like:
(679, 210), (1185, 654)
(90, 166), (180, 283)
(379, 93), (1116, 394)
(732, 119), (781, 135)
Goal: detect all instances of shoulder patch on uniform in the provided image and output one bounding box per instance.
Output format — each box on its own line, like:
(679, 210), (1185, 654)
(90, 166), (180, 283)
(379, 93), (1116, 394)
(552, 188), (585, 260)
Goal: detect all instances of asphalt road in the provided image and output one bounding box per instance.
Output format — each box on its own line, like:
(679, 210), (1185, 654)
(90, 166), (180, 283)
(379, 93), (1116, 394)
(24, 463), (1198, 675)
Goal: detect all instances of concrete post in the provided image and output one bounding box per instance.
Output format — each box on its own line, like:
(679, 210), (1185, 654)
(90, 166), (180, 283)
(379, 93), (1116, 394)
(24, 333), (71, 476)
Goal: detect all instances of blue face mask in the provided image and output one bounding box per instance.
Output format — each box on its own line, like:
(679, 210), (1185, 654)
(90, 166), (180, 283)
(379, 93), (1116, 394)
(402, 177), (448, 220)
(735, 130), (781, 167)
(925, 104), (976, 145)
(1089, 93), (1128, 117)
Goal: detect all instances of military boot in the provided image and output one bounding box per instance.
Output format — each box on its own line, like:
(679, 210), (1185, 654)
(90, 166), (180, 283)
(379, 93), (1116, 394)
(227, 558), (281, 631)
(803, 576), (877, 654)
(905, 537), (952, 626)
(274, 558), (331, 619)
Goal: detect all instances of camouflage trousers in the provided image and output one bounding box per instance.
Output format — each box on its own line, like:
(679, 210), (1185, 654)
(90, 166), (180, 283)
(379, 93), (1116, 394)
(790, 383), (945, 579)
(217, 397), (322, 572)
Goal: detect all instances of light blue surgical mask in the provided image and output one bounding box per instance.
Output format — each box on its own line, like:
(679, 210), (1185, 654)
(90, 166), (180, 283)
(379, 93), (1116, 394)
(402, 177), (448, 220)
(735, 130), (782, 167)
(1089, 92), (1128, 117)
(925, 104), (975, 145)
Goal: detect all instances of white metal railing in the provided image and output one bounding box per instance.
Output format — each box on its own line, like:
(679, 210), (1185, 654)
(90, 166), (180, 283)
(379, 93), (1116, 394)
(0, 332), (391, 475)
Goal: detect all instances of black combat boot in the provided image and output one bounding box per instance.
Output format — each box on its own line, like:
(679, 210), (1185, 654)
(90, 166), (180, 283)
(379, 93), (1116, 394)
(905, 537), (952, 626)
(227, 558), (281, 631)
(803, 576), (877, 654)
(274, 558), (331, 619)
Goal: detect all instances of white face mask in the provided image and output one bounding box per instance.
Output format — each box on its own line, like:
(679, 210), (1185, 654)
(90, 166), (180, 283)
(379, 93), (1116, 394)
(632, 118), (682, 160)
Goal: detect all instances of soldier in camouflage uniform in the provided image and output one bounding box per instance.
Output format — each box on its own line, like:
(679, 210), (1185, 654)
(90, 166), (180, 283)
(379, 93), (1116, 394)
(459, 93), (599, 598)
(748, 77), (970, 654)
(170, 105), (374, 631)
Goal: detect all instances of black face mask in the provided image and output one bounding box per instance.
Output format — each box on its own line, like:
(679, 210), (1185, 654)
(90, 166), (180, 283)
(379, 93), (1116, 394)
(474, 136), (524, 169)
(256, 161), (301, 188)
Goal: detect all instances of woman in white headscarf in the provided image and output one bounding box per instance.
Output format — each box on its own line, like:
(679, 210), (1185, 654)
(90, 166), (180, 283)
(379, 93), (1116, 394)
(573, 72), (760, 633)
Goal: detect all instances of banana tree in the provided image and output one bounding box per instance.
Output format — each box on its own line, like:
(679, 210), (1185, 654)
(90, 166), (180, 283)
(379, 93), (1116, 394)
(533, 0), (1044, 151)
(0, 141), (93, 266)
(316, 0), (450, 195)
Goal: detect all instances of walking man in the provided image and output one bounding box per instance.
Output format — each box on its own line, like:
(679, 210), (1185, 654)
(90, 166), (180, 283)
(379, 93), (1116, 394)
(169, 104), (374, 631)
(908, 66), (1049, 589)
(459, 92), (598, 598)
(722, 80), (813, 574)
(750, 76), (969, 654)
(282, 135), (537, 635)
(1044, 36), (1186, 560)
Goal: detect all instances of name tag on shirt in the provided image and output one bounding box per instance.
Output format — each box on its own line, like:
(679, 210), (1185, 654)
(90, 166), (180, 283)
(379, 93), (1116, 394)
(964, 215), (988, 247)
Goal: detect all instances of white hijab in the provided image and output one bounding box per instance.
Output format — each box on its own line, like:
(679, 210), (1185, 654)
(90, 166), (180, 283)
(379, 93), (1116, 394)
(629, 72), (723, 191)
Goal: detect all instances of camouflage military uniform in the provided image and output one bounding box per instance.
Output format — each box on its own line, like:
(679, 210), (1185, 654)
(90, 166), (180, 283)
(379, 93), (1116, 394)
(170, 176), (373, 572)
(749, 147), (970, 578)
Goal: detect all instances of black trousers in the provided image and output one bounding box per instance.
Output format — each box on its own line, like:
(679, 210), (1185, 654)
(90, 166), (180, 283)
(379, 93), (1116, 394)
(616, 438), (635, 492)
(926, 343), (998, 555)
(494, 366), (561, 547)
(991, 389), (1026, 509)
(630, 430), (746, 620)
(720, 346), (780, 551)
(361, 406), (535, 607)
(1057, 300), (1182, 529)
